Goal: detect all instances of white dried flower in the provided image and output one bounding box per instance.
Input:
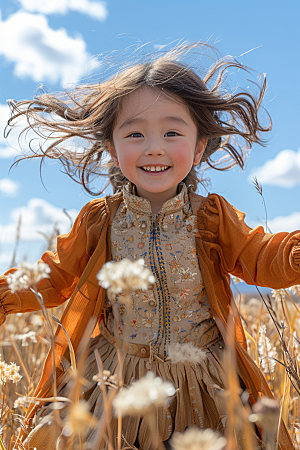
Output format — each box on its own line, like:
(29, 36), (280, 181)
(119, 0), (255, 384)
(289, 285), (300, 295)
(30, 314), (44, 328)
(7, 261), (51, 292)
(167, 343), (206, 365)
(66, 400), (97, 436)
(15, 331), (37, 347)
(14, 396), (31, 409)
(0, 355), (22, 385)
(250, 397), (280, 432)
(92, 369), (118, 389)
(113, 371), (175, 416)
(170, 427), (226, 450)
(97, 258), (155, 304)
(246, 298), (261, 315)
(271, 289), (286, 302)
(258, 325), (277, 374)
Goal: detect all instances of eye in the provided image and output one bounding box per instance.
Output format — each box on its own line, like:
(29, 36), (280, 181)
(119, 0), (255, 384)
(165, 131), (180, 137)
(127, 132), (143, 138)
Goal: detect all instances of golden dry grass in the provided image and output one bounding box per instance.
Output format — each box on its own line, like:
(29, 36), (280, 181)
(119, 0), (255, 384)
(1, 215), (300, 449)
(0, 288), (299, 449)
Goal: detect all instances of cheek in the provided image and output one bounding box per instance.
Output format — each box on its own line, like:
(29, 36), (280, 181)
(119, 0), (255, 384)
(171, 144), (194, 167)
(116, 146), (137, 175)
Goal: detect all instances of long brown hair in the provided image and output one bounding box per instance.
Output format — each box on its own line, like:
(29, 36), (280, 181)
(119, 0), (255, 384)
(6, 42), (271, 195)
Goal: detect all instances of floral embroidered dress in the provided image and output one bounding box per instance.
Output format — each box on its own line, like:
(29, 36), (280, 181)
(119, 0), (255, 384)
(76, 184), (234, 449)
(104, 182), (221, 358)
(27, 184), (245, 450)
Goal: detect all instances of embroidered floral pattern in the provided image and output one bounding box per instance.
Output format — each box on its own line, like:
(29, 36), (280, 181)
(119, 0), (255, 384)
(107, 183), (218, 357)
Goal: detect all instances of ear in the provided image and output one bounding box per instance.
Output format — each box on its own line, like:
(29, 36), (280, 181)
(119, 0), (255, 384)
(193, 138), (208, 165)
(106, 140), (119, 168)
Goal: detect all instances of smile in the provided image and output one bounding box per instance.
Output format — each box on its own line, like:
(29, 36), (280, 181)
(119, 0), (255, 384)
(140, 165), (170, 172)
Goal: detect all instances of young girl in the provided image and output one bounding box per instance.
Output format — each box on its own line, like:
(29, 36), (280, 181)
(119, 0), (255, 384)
(1, 43), (299, 450)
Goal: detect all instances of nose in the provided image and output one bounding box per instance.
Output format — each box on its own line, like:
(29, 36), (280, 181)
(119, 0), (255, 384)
(144, 136), (165, 157)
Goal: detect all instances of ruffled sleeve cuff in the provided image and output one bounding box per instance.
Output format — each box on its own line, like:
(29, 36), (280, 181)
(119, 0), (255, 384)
(291, 242), (300, 268)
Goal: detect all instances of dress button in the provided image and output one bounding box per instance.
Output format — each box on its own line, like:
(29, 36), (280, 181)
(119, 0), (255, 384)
(122, 222), (128, 228)
(173, 315), (179, 322)
(139, 222), (147, 230)
(149, 300), (156, 307)
(141, 347), (147, 354)
(162, 223), (169, 232)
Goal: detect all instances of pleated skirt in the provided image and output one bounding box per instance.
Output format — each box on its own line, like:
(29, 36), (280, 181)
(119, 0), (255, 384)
(24, 334), (242, 450)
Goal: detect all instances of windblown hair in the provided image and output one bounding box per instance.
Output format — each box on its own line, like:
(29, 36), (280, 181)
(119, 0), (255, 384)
(6, 42), (271, 195)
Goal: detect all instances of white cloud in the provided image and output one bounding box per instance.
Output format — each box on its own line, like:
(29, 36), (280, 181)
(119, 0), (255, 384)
(249, 148), (300, 188)
(18, 0), (108, 21)
(0, 198), (79, 243)
(0, 11), (91, 86)
(0, 178), (20, 196)
(267, 212), (300, 233)
(251, 212), (300, 234)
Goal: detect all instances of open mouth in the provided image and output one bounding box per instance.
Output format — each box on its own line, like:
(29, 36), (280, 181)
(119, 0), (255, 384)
(139, 166), (171, 173)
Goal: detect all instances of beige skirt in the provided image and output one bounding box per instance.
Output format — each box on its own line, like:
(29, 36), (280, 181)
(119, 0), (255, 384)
(25, 334), (232, 450)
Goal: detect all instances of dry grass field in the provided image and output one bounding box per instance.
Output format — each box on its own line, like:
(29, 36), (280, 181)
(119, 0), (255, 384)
(1, 216), (300, 449)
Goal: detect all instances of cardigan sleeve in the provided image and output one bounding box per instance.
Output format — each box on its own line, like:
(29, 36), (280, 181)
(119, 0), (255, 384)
(0, 198), (107, 325)
(197, 194), (300, 288)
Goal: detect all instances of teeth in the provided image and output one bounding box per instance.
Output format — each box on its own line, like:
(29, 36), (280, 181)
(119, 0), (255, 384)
(142, 166), (169, 172)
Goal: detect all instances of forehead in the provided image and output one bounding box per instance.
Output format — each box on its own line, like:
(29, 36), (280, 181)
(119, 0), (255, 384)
(117, 85), (191, 122)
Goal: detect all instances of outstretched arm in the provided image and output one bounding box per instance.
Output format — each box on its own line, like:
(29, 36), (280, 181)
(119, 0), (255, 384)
(0, 198), (106, 324)
(198, 194), (300, 288)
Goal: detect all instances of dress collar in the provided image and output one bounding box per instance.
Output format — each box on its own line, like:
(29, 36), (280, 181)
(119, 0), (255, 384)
(123, 183), (189, 216)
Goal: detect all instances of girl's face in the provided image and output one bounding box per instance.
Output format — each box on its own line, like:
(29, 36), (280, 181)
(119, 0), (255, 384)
(108, 85), (207, 204)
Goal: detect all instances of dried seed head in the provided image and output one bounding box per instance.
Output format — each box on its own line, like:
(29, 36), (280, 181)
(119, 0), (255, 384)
(250, 397), (280, 432)
(170, 427), (227, 450)
(271, 289), (286, 302)
(113, 371), (175, 416)
(258, 325), (277, 375)
(110, 374), (118, 382)
(103, 370), (111, 378)
(289, 285), (300, 295)
(14, 396), (31, 409)
(0, 354), (22, 385)
(167, 342), (206, 365)
(67, 400), (97, 436)
(7, 261), (51, 292)
(97, 258), (155, 304)
(15, 330), (37, 347)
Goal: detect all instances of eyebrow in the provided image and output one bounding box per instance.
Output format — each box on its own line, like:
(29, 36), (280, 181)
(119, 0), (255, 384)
(119, 116), (189, 130)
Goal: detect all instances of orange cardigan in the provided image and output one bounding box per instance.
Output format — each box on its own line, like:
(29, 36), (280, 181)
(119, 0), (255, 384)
(1, 191), (300, 449)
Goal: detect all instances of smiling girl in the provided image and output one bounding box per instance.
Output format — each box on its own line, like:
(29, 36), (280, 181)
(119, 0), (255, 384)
(107, 86), (206, 214)
(1, 43), (299, 449)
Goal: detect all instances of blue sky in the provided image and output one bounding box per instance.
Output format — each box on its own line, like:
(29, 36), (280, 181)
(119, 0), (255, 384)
(1, 0), (300, 276)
